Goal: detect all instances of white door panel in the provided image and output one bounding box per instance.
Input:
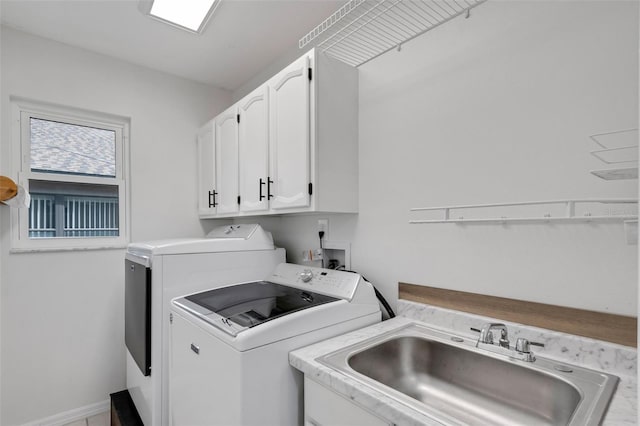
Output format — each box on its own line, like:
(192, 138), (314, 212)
(269, 55), (311, 210)
(196, 121), (216, 215)
(215, 108), (239, 214)
(239, 86), (269, 213)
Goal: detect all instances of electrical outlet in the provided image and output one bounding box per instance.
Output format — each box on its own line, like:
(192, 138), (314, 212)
(318, 219), (328, 237)
(302, 249), (324, 262)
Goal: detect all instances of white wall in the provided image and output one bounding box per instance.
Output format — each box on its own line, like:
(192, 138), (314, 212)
(235, 1), (638, 317)
(0, 27), (231, 425)
(0, 1), (636, 423)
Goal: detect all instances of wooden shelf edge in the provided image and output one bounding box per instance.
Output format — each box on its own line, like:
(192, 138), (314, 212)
(399, 283), (637, 347)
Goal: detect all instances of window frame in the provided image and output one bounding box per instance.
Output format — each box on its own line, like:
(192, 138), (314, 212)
(11, 99), (130, 252)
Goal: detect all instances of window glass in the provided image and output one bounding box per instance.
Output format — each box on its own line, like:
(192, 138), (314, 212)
(28, 180), (119, 238)
(11, 100), (129, 251)
(30, 118), (116, 177)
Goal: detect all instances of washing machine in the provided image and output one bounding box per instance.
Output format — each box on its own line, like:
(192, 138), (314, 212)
(169, 263), (381, 426)
(125, 224), (285, 426)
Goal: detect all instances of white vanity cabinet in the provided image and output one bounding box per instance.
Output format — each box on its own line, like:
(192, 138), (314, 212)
(304, 377), (390, 426)
(196, 119), (216, 216)
(197, 48), (358, 218)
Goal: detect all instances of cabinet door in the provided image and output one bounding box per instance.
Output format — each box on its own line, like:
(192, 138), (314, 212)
(304, 377), (390, 426)
(196, 120), (216, 216)
(268, 54), (311, 210)
(214, 107), (239, 215)
(239, 86), (269, 213)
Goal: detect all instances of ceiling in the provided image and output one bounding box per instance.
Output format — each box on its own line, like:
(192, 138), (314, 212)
(0, 0), (345, 92)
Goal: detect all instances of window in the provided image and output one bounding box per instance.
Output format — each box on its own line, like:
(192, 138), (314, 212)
(11, 99), (129, 251)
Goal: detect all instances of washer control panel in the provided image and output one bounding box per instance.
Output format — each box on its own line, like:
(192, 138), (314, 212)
(268, 263), (361, 301)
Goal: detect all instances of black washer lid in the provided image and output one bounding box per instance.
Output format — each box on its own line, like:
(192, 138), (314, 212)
(185, 281), (338, 329)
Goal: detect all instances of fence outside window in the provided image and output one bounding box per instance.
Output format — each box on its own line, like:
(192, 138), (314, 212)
(29, 193), (119, 238)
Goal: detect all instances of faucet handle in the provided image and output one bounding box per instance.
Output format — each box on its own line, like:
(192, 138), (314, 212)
(498, 328), (510, 348)
(515, 338), (544, 362)
(515, 338), (545, 353)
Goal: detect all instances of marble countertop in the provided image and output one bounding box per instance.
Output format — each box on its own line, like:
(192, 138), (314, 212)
(289, 301), (637, 425)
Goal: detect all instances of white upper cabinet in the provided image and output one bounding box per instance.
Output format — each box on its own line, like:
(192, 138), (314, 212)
(238, 85), (270, 213)
(197, 120), (216, 216)
(214, 105), (239, 215)
(197, 48), (358, 218)
(268, 54), (311, 211)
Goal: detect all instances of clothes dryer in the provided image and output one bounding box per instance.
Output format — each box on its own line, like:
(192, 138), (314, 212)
(125, 224), (285, 426)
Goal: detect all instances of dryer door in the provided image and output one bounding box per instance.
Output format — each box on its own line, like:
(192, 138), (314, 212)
(125, 258), (151, 376)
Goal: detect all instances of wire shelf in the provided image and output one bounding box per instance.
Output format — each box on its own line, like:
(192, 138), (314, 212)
(409, 199), (638, 224)
(589, 128), (638, 180)
(299, 0), (488, 67)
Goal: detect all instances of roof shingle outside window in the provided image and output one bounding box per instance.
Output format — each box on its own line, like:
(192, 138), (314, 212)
(30, 118), (116, 177)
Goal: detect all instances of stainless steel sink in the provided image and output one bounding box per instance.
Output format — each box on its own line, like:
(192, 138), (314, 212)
(318, 323), (619, 425)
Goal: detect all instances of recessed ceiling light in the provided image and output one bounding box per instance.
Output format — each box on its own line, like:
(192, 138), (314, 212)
(148, 0), (219, 33)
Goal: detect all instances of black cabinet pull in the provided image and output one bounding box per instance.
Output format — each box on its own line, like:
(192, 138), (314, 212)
(208, 190), (218, 208)
(267, 177), (274, 200)
(259, 178), (266, 201)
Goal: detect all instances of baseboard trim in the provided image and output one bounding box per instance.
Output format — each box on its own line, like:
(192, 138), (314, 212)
(21, 400), (110, 426)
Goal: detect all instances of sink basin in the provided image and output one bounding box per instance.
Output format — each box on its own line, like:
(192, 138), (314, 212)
(318, 323), (619, 425)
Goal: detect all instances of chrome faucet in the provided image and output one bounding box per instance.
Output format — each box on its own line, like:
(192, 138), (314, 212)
(476, 323), (510, 348)
(471, 322), (544, 362)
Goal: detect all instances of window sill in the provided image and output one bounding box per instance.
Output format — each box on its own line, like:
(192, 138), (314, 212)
(10, 241), (128, 253)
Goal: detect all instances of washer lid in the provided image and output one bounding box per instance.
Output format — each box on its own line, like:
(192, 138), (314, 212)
(173, 281), (338, 337)
(127, 224), (274, 256)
